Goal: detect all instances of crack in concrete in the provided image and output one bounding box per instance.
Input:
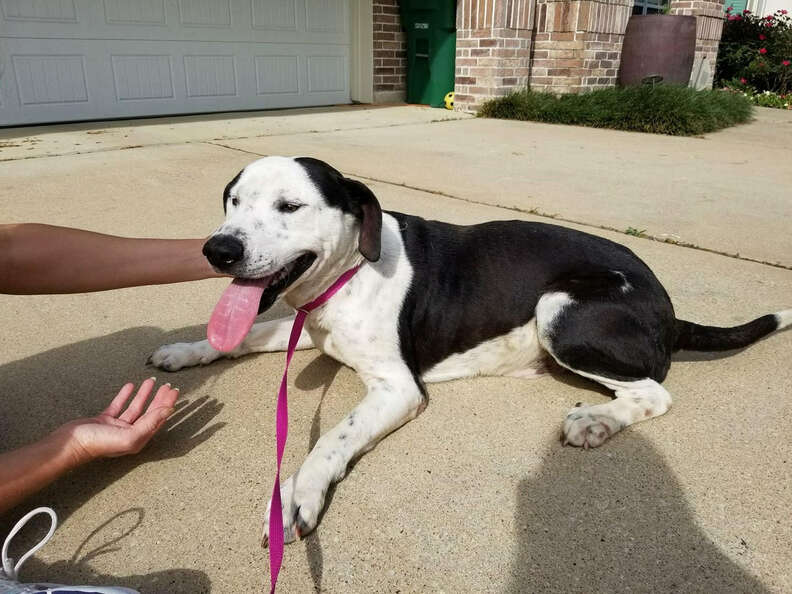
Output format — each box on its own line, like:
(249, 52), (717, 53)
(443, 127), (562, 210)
(205, 141), (792, 272)
(0, 117), (464, 163)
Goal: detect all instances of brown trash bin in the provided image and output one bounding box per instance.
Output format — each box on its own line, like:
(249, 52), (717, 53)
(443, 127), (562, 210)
(618, 15), (697, 86)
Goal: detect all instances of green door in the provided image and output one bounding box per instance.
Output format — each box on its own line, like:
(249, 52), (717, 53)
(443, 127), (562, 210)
(401, 0), (457, 107)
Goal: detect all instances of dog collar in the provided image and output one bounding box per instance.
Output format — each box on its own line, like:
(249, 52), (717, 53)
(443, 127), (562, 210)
(268, 263), (362, 592)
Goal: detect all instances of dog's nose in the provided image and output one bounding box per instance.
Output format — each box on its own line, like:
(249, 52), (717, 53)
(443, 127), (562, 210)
(203, 234), (245, 269)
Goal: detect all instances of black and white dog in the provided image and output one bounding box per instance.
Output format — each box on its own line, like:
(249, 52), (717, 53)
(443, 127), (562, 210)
(150, 156), (790, 544)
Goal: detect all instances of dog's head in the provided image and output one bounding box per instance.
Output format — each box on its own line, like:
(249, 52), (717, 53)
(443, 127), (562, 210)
(203, 156), (382, 311)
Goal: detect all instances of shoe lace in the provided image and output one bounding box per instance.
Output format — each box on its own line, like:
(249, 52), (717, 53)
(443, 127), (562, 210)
(1, 507), (57, 581)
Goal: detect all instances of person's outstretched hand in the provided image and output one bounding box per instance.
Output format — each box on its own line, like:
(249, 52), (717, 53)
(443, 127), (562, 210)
(0, 378), (181, 514)
(59, 378), (179, 461)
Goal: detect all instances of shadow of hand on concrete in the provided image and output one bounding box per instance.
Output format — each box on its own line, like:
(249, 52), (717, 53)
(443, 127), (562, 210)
(0, 324), (228, 530)
(19, 508), (211, 593)
(509, 436), (768, 593)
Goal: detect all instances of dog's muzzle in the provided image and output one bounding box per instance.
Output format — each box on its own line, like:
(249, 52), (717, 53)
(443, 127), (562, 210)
(203, 234), (244, 271)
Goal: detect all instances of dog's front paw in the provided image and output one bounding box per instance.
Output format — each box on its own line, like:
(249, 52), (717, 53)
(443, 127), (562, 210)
(148, 340), (220, 372)
(261, 472), (327, 547)
(562, 403), (622, 449)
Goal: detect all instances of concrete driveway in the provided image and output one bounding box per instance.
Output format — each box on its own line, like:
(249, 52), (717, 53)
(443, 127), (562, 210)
(1, 105), (790, 593)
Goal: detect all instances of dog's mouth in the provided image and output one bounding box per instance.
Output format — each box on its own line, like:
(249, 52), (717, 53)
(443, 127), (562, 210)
(207, 252), (317, 352)
(255, 252), (317, 313)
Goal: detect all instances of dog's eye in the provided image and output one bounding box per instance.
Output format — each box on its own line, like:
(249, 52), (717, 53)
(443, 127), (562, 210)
(231, 197), (239, 207)
(277, 201), (302, 214)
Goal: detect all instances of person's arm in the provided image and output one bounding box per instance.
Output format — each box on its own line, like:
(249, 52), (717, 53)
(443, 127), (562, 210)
(0, 223), (223, 295)
(0, 379), (178, 515)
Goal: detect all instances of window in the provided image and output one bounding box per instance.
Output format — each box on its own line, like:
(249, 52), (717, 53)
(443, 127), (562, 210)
(724, 0), (749, 13)
(633, 0), (668, 14)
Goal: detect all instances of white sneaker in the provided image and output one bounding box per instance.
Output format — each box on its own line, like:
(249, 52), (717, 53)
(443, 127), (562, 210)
(1, 508), (138, 594)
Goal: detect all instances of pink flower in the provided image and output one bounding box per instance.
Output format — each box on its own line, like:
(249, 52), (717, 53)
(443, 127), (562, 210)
(742, 9), (750, 14)
(740, 77), (747, 83)
(781, 9), (788, 15)
(759, 47), (767, 54)
(759, 34), (766, 40)
(765, 15), (774, 20)
(784, 60), (791, 67)
(725, 5), (733, 12)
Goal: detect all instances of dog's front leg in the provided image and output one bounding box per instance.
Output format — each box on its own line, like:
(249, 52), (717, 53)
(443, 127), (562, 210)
(149, 316), (313, 371)
(262, 370), (425, 545)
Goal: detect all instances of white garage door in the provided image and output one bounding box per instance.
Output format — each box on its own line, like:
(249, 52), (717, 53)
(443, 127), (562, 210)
(0, 0), (350, 126)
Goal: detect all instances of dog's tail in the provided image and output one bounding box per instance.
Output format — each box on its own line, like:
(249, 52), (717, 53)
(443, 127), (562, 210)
(674, 309), (791, 352)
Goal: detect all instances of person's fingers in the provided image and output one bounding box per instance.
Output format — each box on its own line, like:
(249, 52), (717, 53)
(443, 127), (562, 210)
(146, 383), (180, 413)
(102, 382), (135, 417)
(124, 406), (174, 454)
(118, 377), (156, 423)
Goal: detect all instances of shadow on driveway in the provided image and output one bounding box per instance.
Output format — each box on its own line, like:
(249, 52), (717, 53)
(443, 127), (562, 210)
(18, 509), (211, 593)
(0, 323), (230, 591)
(508, 435), (768, 593)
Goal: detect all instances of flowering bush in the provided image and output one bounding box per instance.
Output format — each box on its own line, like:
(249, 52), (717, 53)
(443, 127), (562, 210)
(722, 82), (791, 109)
(715, 8), (792, 94)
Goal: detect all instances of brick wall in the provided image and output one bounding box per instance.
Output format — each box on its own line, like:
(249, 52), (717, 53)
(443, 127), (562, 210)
(453, 0), (633, 110)
(373, 0), (407, 102)
(454, 0), (534, 112)
(392, 0), (724, 112)
(669, 0), (725, 87)
(530, 0), (632, 94)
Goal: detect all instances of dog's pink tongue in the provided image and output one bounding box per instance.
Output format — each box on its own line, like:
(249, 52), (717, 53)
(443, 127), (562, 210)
(207, 278), (269, 352)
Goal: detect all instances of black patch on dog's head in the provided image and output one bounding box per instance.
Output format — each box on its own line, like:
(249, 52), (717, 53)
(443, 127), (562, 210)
(295, 157), (382, 261)
(222, 169), (244, 214)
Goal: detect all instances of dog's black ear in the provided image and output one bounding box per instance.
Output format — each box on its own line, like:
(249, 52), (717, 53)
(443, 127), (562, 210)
(343, 178), (382, 262)
(223, 169), (243, 214)
(295, 157), (383, 261)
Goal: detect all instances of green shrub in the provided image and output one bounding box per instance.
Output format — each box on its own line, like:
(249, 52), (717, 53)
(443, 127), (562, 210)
(715, 8), (792, 94)
(478, 85), (754, 136)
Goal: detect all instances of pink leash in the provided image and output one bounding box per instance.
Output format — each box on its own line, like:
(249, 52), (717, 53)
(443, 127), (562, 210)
(269, 264), (362, 593)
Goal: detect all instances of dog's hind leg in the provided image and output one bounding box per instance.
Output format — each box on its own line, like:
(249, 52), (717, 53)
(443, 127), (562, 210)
(262, 367), (425, 545)
(535, 291), (674, 448)
(559, 375), (672, 448)
(149, 316), (313, 371)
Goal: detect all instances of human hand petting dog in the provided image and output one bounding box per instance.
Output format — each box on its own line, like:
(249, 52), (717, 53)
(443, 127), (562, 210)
(0, 222), (226, 515)
(0, 379), (178, 515)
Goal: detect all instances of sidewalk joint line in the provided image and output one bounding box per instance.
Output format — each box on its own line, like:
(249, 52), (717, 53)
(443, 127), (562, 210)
(0, 117), (464, 163)
(351, 176), (791, 272)
(193, 140), (792, 271)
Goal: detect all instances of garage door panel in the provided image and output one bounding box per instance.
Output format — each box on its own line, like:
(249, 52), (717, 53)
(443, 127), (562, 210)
(305, 0), (346, 33)
(12, 53), (88, 105)
(0, 0), (351, 125)
(307, 54), (345, 93)
(252, 0), (297, 31)
(111, 54), (175, 101)
(103, 0), (168, 26)
(177, 0), (232, 28)
(255, 54), (299, 95)
(1, 0), (78, 23)
(0, 0), (349, 44)
(183, 54), (237, 97)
